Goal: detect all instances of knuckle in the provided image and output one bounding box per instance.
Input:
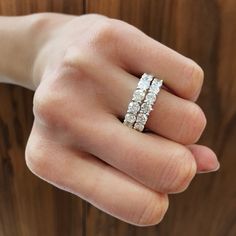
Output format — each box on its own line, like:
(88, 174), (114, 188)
(135, 194), (169, 226)
(180, 103), (207, 144)
(33, 85), (65, 129)
(124, 142), (197, 194)
(168, 149), (197, 193)
(182, 60), (204, 100)
(92, 18), (117, 45)
(33, 89), (54, 125)
(90, 18), (126, 48)
(189, 103), (207, 142)
(25, 137), (51, 178)
(25, 135), (68, 190)
(63, 46), (91, 73)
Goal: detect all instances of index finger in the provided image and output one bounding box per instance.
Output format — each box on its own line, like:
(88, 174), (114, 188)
(109, 19), (204, 101)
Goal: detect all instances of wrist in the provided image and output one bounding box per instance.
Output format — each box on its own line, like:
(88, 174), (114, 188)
(31, 13), (75, 89)
(0, 13), (72, 90)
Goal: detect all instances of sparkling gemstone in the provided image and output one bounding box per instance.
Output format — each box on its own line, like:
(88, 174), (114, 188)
(128, 102), (140, 114)
(140, 103), (152, 114)
(149, 85), (160, 94)
(152, 79), (163, 88)
(151, 87), (160, 94)
(133, 89), (145, 102)
(134, 122), (145, 131)
(149, 79), (162, 93)
(141, 73), (153, 82)
(124, 120), (133, 128)
(125, 113), (136, 124)
(137, 80), (150, 90)
(141, 73), (148, 78)
(136, 113), (148, 124)
(145, 92), (156, 104)
(152, 78), (163, 87)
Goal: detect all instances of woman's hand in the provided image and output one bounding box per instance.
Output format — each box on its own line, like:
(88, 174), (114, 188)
(22, 13), (219, 226)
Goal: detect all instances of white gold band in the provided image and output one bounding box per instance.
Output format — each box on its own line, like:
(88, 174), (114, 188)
(123, 74), (163, 132)
(123, 73), (154, 128)
(133, 78), (163, 132)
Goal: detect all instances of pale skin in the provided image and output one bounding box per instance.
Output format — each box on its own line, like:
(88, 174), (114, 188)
(0, 13), (220, 226)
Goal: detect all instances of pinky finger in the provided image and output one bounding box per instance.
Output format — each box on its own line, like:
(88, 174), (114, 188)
(25, 127), (169, 226)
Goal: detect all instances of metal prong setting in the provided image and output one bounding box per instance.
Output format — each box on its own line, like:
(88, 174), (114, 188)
(123, 73), (154, 128)
(133, 78), (163, 132)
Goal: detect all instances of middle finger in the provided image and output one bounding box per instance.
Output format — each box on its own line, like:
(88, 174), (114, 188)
(106, 68), (206, 145)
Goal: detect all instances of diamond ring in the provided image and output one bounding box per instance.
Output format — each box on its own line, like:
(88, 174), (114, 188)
(123, 73), (163, 132)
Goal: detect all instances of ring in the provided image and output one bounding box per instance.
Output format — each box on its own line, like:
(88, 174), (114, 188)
(123, 73), (154, 128)
(123, 73), (163, 132)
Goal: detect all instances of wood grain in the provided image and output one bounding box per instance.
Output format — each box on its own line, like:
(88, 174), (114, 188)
(0, 1), (85, 236)
(85, 0), (236, 235)
(0, 0), (236, 235)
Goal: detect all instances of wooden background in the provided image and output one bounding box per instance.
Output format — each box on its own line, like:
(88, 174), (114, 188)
(0, 0), (236, 235)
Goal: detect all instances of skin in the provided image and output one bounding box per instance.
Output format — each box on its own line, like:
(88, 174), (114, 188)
(0, 13), (220, 226)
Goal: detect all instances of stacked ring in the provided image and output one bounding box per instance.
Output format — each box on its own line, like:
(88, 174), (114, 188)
(123, 73), (154, 128)
(123, 73), (163, 132)
(134, 77), (163, 131)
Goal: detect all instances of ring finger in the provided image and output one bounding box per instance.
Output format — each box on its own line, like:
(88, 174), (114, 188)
(103, 67), (206, 145)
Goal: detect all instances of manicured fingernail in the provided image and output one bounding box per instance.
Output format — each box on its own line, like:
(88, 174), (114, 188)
(198, 161), (220, 173)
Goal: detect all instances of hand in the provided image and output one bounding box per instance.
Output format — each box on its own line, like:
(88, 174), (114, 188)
(25, 13), (219, 226)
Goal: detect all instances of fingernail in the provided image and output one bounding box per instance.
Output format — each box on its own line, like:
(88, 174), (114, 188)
(198, 161), (220, 173)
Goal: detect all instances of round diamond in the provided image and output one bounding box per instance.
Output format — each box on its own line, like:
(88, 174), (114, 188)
(125, 113), (136, 124)
(133, 89), (145, 102)
(136, 113), (148, 124)
(149, 84), (160, 94)
(141, 103), (152, 114)
(145, 93), (156, 104)
(128, 102), (140, 114)
(137, 80), (150, 90)
(141, 73), (153, 82)
(134, 122), (145, 132)
(149, 79), (162, 94)
(152, 79), (163, 87)
(123, 120), (133, 128)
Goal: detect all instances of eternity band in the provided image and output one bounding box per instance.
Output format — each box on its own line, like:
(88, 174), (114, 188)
(123, 73), (163, 132)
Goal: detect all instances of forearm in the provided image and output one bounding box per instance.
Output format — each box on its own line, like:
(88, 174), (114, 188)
(0, 15), (37, 89)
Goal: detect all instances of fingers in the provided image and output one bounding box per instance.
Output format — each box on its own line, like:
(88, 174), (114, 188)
(59, 22), (205, 144)
(188, 144), (220, 173)
(25, 125), (169, 226)
(106, 19), (204, 101)
(104, 69), (206, 145)
(32, 83), (218, 197)
(71, 113), (198, 194)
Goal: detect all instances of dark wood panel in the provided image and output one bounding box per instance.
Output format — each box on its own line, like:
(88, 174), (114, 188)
(85, 0), (236, 235)
(0, 0), (236, 235)
(0, 0), (85, 235)
(0, 0), (84, 15)
(0, 85), (84, 236)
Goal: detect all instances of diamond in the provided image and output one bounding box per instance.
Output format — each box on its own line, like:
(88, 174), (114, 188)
(128, 102), (140, 114)
(145, 93), (156, 104)
(140, 103), (152, 114)
(149, 84), (160, 94)
(152, 78), (163, 87)
(134, 122), (145, 132)
(150, 87), (160, 94)
(137, 80), (150, 90)
(136, 113), (148, 124)
(132, 89), (145, 102)
(149, 79), (162, 94)
(123, 120), (133, 128)
(124, 113), (136, 124)
(141, 73), (153, 82)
